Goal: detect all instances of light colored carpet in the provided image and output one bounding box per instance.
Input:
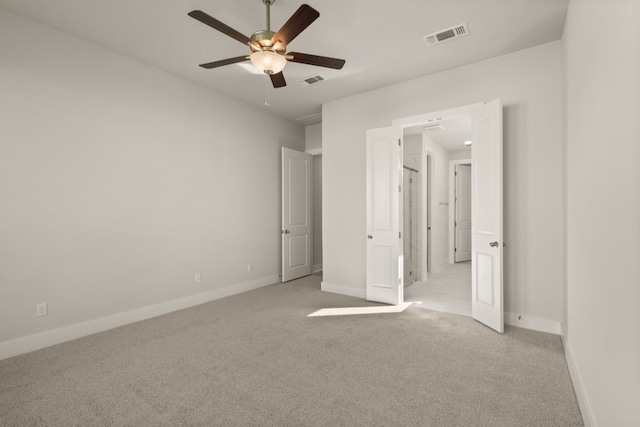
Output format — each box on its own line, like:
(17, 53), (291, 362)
(0, 273), (583, 426)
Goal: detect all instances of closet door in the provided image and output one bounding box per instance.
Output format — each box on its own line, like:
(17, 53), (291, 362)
(281, 148), (311, 282)
(366, 126), (403, 305)
(471, 98), (504, 333)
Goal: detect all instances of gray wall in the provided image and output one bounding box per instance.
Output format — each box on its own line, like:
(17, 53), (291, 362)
(0, 9), (304, 356)
(563, 0), (640, 424)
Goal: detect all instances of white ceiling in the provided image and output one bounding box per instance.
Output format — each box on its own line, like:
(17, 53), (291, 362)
(0, 0), (569, 125)
(404, 116), (472, 153)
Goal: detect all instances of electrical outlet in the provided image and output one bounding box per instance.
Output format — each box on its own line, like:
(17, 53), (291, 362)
(194, 273), (201, 284)
(36, 303), (48, 317)
(247, 264), (253, 272)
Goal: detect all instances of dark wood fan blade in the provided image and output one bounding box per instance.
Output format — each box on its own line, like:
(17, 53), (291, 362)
(287, 52), (345, 69)
(271, 4), (319, 47)
(199, 56), (249, 69)
(270, 72), (287, 88)
(188, 10), (257, 48)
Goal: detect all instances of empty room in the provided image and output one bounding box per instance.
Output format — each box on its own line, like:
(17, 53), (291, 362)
(1, 0), (638, 426)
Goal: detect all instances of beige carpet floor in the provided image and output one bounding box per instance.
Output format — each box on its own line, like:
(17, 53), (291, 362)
(0, 273), (583, 426)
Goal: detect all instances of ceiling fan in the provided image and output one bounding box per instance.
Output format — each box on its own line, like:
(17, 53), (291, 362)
(188, 0), (345, 88)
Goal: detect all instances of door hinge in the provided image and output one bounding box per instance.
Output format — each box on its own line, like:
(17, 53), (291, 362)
(398, 139), (401, 146)
(399, 232), (402, 239)
(399, 185), (402, 192)
(455, 247), (457, 252)
(409, 178), (412, 183)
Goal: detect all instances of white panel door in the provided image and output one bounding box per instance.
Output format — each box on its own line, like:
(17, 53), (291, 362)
(471, 98), (504, 332)
(366, 127), (403, 305)
(455, 164), (472, 262)
(282, 148), (311, 282)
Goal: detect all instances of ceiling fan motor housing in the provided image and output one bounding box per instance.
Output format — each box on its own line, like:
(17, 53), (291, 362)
(250, 30), (285, 53)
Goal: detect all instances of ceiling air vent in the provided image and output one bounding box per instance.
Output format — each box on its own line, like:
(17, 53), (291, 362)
(423, 124), (445, 131)
(423, 23), (469, 46)
(298, 74), (326, 87)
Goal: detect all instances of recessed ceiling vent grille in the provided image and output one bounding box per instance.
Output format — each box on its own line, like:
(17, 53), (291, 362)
(423, 124), (445, 131)
(423, 23), (469, 46)
(298, 74), (326, 87)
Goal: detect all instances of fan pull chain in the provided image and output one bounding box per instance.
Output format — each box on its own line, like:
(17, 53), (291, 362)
(264, 74), (270, 107)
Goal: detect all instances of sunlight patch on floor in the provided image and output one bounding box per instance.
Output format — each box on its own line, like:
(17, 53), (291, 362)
(308, 303), (412, 317)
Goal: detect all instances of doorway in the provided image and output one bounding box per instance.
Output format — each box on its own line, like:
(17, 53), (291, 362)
(402, 118), (473, 316)
(366, 99), (503, 331)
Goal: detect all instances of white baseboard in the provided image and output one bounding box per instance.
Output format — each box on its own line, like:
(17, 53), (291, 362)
(562, 331), (595, 427)
(0, 275), (279, 361)
(321, 282), (366, 299)
(311, 264), (323, 273)
(504, 312), (562, 335)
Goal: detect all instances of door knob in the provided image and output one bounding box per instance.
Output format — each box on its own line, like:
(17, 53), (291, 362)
(282, 230), (290, 234)
(367, 235), (373, 239)
(489, 241), (499, 247)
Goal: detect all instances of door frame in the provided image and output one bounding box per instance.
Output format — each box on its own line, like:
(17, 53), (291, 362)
(393, 103), (482, 281)
(402, 165), (420, 286)
(422, 151), (433, 280)
(373, 100), (503, 333)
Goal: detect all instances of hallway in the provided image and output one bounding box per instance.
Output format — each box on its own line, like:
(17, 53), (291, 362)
(405, 262), (471, 316)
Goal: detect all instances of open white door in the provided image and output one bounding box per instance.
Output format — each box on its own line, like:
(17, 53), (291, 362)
(282, 148), (311, 282)
(366, 127), (403, 305)
(471, 98), (504, 332)
(455, 164), (472, 262)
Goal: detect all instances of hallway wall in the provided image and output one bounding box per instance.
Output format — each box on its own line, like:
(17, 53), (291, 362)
(322, 41), (564, 331)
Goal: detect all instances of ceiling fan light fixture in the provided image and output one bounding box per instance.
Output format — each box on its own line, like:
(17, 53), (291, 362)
(250, 50), (287, 75)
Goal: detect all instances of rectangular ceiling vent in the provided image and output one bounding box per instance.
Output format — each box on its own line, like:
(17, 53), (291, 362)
(423, 23), (469, 46)
(423, 124), (445, 131)
(298, 74), (326, 87)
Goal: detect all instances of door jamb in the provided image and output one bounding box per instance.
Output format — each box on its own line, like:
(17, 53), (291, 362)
(421, 151), (433, 281)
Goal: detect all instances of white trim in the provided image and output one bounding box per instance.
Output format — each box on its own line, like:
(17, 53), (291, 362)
(392, 103), (483, 129)
(305, 148), (322, 156)
(311, 264), (323, 273)
(0, 275), (279, 361)
(562, 332), (596, 427)
(321, 282), (366, 299)
(504, 312), (562, 335)
(421, 150), (433, 280)
(449, 158), (472, 264)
